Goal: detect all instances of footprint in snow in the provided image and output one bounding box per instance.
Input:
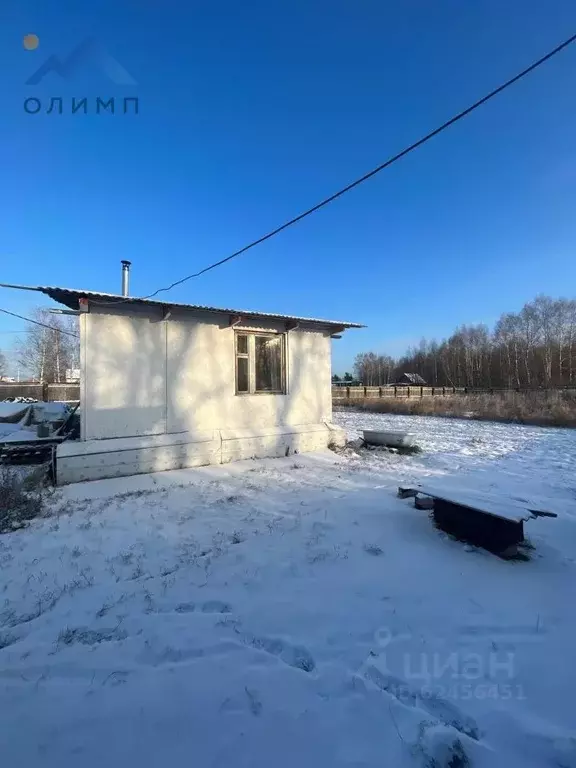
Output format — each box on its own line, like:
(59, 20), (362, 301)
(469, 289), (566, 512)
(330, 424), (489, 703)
(240, 632), (315, 672)
(175, 602), (196, 613)
(363, 666), (479, 740)
(172, 600), (231, 614)
(201, 600), (232, 614)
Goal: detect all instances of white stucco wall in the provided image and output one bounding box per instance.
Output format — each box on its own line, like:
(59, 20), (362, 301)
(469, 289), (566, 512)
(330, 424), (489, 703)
(80, 306), (333, 441)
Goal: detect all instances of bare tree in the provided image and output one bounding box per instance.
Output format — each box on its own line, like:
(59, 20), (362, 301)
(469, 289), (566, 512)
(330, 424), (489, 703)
(15, 309), (79, 383)
(354, 352), (395, 385)
(567, 300), (576, 385)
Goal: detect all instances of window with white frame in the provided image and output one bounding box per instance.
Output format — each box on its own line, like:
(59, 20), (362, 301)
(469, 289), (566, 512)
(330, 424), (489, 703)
(235, 331), (286, 394)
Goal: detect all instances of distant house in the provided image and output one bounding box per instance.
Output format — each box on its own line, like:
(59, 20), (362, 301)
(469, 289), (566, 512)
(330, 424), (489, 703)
(394, 373), (427, 386)
(332, 379), (362, 387)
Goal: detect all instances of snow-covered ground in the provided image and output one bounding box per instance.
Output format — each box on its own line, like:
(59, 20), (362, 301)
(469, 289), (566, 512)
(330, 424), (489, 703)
(336, 409), (576, 509)
(1, 413), (576, 768)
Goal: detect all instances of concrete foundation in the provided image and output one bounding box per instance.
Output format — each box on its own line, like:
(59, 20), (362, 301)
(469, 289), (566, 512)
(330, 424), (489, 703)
(56, 422), (345, 485)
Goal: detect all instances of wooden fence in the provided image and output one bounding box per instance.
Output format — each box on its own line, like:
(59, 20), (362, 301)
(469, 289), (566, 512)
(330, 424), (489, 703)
(0, 382), (80, 402)
(333, 385), (576, 401)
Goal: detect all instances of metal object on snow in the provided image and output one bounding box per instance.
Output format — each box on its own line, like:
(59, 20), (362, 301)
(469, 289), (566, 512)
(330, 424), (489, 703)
(363, 429), (416, 448)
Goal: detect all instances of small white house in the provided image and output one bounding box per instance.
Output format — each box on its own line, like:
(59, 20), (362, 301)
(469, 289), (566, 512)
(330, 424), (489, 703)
(6, 284), (362, 483)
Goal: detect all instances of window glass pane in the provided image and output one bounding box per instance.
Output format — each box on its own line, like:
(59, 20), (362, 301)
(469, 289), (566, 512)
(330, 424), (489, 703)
(237, 356), (249, 392)
(237, 334), (248, 354)
(255, 335), (282, 392)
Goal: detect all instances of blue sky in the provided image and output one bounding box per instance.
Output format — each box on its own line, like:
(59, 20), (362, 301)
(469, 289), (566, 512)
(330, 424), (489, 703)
(1, 0), (576, 374)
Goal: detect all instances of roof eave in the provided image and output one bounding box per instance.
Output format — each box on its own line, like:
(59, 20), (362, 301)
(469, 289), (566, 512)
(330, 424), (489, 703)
(0, 283), (365, 330)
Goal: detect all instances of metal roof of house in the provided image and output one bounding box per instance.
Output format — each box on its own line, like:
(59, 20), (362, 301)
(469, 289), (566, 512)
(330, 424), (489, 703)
(399, 372), (427, 385)
(0, 284), (364, 330)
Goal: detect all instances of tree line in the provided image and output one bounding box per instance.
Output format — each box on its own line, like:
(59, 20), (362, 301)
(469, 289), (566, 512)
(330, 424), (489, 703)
(351, 295), (576, 389)
(332, 372), (355, 382)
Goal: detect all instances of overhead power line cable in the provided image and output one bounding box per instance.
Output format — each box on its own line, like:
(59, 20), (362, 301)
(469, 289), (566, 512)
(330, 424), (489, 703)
(0, 307), (79, 337)
(85, 31), (576, 307)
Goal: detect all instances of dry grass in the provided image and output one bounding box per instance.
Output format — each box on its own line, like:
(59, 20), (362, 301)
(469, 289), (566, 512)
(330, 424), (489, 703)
(335, 391), (576, 428)
(0, 467), (48, 533)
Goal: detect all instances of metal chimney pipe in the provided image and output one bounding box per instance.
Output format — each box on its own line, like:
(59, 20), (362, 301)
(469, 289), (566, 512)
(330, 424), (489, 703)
(121, 260), (131, 296)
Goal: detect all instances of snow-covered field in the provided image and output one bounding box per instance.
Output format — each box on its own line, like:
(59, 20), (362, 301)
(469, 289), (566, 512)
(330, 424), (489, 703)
(1, 413), (576, 768)
(336, 409), (576, 507)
